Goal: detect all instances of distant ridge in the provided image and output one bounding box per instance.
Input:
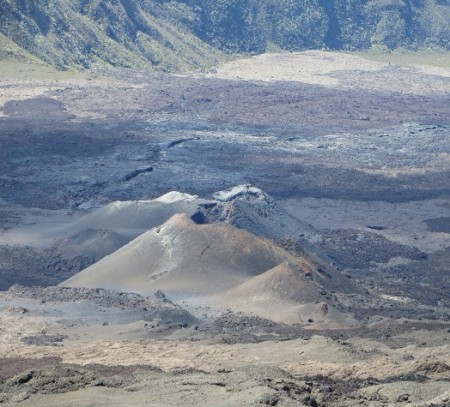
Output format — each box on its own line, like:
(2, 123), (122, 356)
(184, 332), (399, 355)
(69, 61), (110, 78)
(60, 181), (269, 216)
(0, 0), (223, 71)
(1, 0), (448, 70)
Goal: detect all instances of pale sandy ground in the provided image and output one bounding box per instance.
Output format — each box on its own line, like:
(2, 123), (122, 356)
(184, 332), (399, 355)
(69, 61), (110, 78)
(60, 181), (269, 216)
(0, 309), (449, 406)
(211, 50), (450, 95)
(211, 50), (382, 86)
(9, 381), (450, 407)
(0, 62), (85, 119)
(0, 84), (62, 118)
(0, 62), (144, 119)
(2, 50), (449, 120)
(0, 78), (146, 120)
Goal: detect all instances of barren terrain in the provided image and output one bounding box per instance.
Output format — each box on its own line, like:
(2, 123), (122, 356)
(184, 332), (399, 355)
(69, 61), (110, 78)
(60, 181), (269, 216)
(0, 51), (449, 405)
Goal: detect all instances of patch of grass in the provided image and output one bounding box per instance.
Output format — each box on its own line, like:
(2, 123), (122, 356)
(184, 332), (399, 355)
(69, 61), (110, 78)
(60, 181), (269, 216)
(353, 49), (450, 68)
(0, 33), (44, 65)
(0, 33), (87, 80)
(0, 60), (85, 81)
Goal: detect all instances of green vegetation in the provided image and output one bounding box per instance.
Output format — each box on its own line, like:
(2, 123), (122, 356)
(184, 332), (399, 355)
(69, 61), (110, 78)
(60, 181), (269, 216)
(186, 0), (450, 52)
(354, 49), (450, 68)
(0, 0), (449, 71)
(0, 0), (224, 71)
(0, 60), (87, 80)
(0, 33), (47, 64)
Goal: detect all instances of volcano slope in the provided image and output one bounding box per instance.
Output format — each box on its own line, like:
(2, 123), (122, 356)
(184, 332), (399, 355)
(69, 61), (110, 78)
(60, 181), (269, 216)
(0, 51), (450, 405)
(0, 185), (319, 288)
(63, 212), (356, 325)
